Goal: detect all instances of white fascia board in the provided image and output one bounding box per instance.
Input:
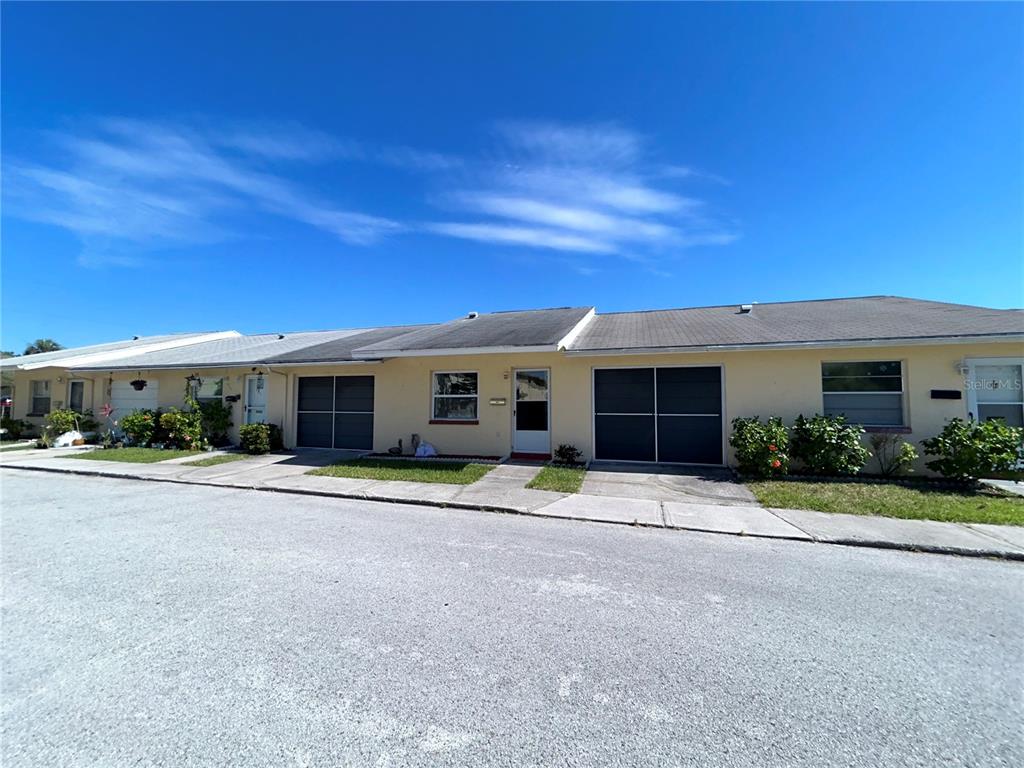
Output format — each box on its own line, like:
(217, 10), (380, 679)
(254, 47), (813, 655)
(556, 308), (597, 350)
(259, 359), (383, 369)
(17, 331), (241, 371)
(350, 344), (558, 359)
(73, 358), (384, 372)
(564, 333), (1024, 357)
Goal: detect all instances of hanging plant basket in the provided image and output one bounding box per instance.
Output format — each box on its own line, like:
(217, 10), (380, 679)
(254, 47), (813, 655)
(130, 379), (148, 391)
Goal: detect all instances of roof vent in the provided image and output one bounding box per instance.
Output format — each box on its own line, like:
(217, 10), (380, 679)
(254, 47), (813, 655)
(466, 311), (479, 319)
(739, 303), (755, 314)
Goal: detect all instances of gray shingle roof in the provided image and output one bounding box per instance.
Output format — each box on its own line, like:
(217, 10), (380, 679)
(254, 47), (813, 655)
(264, 325), (438, 364)
(70, 331), (365, 370)
(568, 296), (1024, 352)
(0, 333), (216, 368)
(352, 307), (594, 354)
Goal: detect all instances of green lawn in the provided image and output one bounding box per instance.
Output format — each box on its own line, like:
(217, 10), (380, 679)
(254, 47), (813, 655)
(66, 448), (197, 463)
(181, 453), (251, 468)
(309, 458), (494, 485)
(747, 480), (1024, 527)
(0, 442), (36, 452)
(527, 465), (586, 493)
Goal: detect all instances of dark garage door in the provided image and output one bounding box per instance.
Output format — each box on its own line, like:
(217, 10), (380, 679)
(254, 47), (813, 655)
(593, 367), (722, 464)
(296, 376), (374, 449)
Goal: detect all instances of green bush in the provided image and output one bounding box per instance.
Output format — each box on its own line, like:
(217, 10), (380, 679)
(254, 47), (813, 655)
(791, 414), (870, 476)
(921, 418), (1023, 481)
(159, 408), (204, 450)
(119, 409), (157, 446)
(730, 416), (789, 478)
(44, 408), (80, 436)
(1, 416), (33, 440)
(199, 400), (233, 446)
(869, 433), (919, 476)
(553, 443), (583, 465)
(76, 409), (100, 433)
(239, 423), (271, 455)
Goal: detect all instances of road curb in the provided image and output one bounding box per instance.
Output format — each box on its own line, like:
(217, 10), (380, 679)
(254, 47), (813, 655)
(3, 463), (1023, 561)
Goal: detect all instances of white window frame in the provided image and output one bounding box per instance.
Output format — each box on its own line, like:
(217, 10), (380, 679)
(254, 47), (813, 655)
(431, 370), (479, 422)
(192, 376), (225, 406)
(29, 380), (51, 416)
(964, 357), (1024, 426)
(821, 360), (906, 429)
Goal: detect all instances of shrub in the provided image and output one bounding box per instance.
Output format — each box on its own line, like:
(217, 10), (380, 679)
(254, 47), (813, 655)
(77, 409), (100, 433)
(921, 418), (1023, 481)
(199, 400), (233, 446)
(790, 414), (870, 476)
(729, 416), (789, 477)
(869, 433), (919, 477)
(159, 408), (204, 450)
(1, 416), (34, 440)
(44, 408), (80, 437)
(553, 443), (583, 465)
(119, 409), (157, 446)
(239, 423), (271, 455)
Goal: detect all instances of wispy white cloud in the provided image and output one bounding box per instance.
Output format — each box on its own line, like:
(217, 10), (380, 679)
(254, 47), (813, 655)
(427, 222), (616, 254)
(425, 120), (737, 259)
(4, 116), (735, 270)
(3, 117), (450, 266)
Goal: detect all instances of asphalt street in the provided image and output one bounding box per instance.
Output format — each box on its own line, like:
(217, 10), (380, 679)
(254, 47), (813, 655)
(2, 469), (1021, 767)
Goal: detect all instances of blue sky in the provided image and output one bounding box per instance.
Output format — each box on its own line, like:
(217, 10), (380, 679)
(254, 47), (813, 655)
(2, 2), (1022, 350)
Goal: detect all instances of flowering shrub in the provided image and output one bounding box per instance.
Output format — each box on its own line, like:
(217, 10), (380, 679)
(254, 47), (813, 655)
(791, 414), (870, 476)
(921, 418), (1023, 481)
(119, 409), (157, 446)
(239, 423), (271, 455)
(159, 408), (204, 450)
(730, 416), (790, 478)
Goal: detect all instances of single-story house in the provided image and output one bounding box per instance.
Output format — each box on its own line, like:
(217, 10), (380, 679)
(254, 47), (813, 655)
(4, 296), (1022, 470)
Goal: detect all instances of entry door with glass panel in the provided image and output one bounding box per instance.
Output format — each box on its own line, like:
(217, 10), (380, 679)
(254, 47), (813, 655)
(513, 369), (550, 453)
(244, 374), (268, 424)
(68, 380), (86, 413)
(967, 360), (1024, 428)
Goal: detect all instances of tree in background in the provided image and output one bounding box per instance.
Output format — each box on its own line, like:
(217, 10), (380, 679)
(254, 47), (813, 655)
(23, 339), (64, 355)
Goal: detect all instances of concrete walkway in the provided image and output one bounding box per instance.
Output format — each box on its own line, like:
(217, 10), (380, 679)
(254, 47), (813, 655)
(2, 447), (1022, 560)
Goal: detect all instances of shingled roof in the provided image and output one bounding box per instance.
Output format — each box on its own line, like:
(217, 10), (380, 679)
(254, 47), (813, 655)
(6, 297), (1018, 371)
(350, 307), (594, 356)
(567, 296), (1023, 353)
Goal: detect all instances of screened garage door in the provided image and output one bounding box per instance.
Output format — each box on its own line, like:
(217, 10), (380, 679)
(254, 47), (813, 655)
(593, 367), (722, 464)
(296, 376), (374, 449)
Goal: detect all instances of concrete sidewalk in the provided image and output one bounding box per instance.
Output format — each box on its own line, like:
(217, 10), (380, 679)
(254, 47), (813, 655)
(2, 448), (1023, 560)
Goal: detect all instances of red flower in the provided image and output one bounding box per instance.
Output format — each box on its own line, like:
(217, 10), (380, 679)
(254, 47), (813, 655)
(768, 444), (777, 452)
(771, 459), (781, 468)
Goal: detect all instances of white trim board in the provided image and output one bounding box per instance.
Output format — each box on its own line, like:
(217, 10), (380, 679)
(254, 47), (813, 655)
(566, 334), (1024, 357)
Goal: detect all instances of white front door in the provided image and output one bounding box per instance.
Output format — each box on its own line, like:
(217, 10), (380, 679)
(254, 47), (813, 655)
(245, 374), (268, 424)
(513, 369), (550, 454)
(965, 359), (1024, 428)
